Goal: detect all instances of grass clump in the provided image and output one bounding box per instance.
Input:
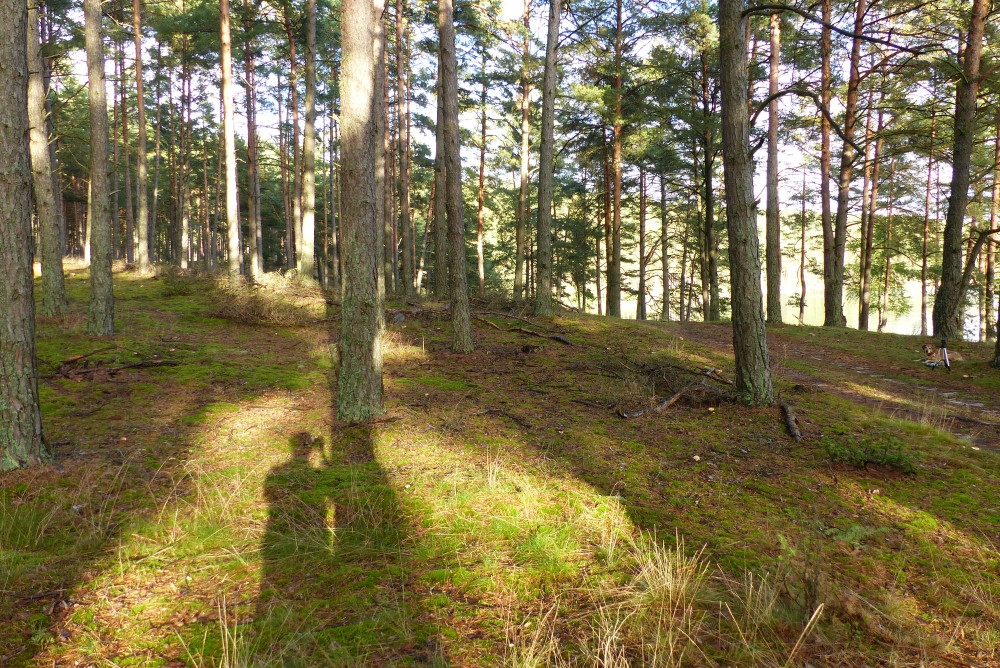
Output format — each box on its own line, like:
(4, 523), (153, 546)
(158, 267), (206, 297)
(821, 434), (916, 473)
(210, 285), (318, 326)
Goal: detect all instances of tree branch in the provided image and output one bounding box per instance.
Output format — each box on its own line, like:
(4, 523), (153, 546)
(749, 88), (863, 156)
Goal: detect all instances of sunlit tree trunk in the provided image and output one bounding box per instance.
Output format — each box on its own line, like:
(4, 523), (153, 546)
(338, 0), (385, 422)
(28, 0), (67, 315)
(819, 0), (833, 327)
(439, 0), (473, 352)
(719, 0), (772, 406)
(636, 166), (647, 320)
(660, 175), (669, 321)
(433, 64), (448, 298)
(220, 0), (241, 284)
(987, 126), (999, 341)
(515, 0), (530, 302)
(1, 0), (45, 470)
(285, 12), (302, 270)
(476, 57), (487, 298)
(85, 0), (114, 335)
(243, 12), (262, 278)
(607, 0), (624, 318)
(921, 102), (937, 336)
(535, 0), (561, 316)
(860, 108), (884, 331)
(878, 156), (896, 332)
(132, 0), (150, 272)
(397, 0), (413, 294)
(799, 164), (807, 324)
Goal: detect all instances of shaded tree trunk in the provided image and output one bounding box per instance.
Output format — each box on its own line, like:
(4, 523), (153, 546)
(515, 0), (530, 302)
(719, 0), (773, 406)
(133, 0), (150, 271)
(220, 0), (241, 284)
(85, 0), (114, 335)
(243, 13), (263, 278)
(338, 0), (385, 422)
(636, 166), (647, 320)
(934, 0), (989, 340)
(987, 125), (999, 341)
(1, 0), (45, 470)
(477, 52), (487, 298)
(397, 0), (413, 294)
(433, 63), (448, 299)
(28, 0), (67, 315)
(860, 107), (884, 330)
(299, 0), (317, 281)
(765, 12), (781, 323)
(439, 0), (473, 352)
(660, 175), (669, 321)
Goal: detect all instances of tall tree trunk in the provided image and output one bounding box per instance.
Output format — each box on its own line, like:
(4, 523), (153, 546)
(934, 0), (989, 340)
(607, 0), (624, 318)
(700, 53), (719, 321)
(338, 0), (385, 422)
(220, 0), (241, 284)
(85, 0), (114, 335)
(799, 162), (807, 324)
(299, 0), (317, 281)
(878, 156), (896, 332)
(636, 166), (647, 320)
(375, 4), (389, 296)
(719, 0), (773, 406)
(660, 175), (669, 321)
(476, 55), (487, 298)
(439, 0), (473, 352)
(27, 0), (67, 315)
(132, 0), (150, 271)
(433, 61), (448, 298)
(279, 73), (293, 269)
(243, 16), (263, 278)
(119, 44), (134, 264)
(514, 0), (530, 302)
(819, 0), (834, 326)
(829, 0), (865, 327)
(285, 13), (303, 270)
(595, 227), (603, 315)
(535, 0), (561, 316)
(1, 0), (46, 470)
(397, 0), (413, 294)
(765, 12), (781, 323)
(111, 54), (120, 261)
(857, 97), (874, 327)
(921, 106), (937, 336)
(987, 125), (999, 341)
(151, 46), (162, 263)
(860, 108), (884, 330)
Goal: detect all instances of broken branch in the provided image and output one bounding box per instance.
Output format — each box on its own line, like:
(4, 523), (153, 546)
(619, 384), (720, 418)
(780, 401), (803, 442)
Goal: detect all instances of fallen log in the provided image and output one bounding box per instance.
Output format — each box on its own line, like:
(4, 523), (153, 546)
(619, 384), (720, 418)
(780, 401), (803, 442)
(511, 327), (573, 345)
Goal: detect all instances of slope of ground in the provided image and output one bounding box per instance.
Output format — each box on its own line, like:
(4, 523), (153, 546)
(1, 270), (998, 667)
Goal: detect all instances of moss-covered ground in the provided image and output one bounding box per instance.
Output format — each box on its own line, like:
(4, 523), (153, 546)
(1, 269), (998, 667)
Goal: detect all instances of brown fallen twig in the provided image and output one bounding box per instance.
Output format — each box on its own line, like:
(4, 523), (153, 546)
(780, 401), (803, 442)
(476, 311), (549, 329)
(43, 360), (180, 379)
(472, 315), (503, 330)
(58, 346), (115, 366)
(619, 384), (720, 418)
(511, 327), (573, 345)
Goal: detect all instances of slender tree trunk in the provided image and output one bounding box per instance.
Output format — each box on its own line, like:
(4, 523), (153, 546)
(1, 0), (45, 470)
(151, 46), (162, 263)
(660, 175), (669, 320)
(28, 1), (67, 315)
(119, 45), (134, 264)
(279, 73), (293, 269)
(921, 107), (937, 336)
(535, 0), (561, 316)
(299, 0), (317, 281)
(857, 98), (874, 327)
(243, 18), (262, 278)
(602, 130), (612, 313)
(85, 0), (114, 335)
(765, 12), (781, 323)
(700, 54), (719, 321)
(397, 0), (413, 294)
(220, 0), (240, 284)
(111, 54), (120, 261)
(819, 0), (834, 326)
(338, 0), (385, 421)
(828, 0), (865, 327)
(515, 0), (530, 302)
(595, 228), (603, 315)
(878, 156), (896, 332)
(860, 108), (884, 330)
(987, 125), (999, 341)
(132, 0), (150, 271)
(433, 61), (448, 298)
(285, 14), (303, 270)
(477, 56), (487, 298)
(799, 163), (807, 324)
(719, 0), (773, 406)
(636, 166), (647, 320)
(439, 0), (473, 352)
(607, 0), (624, 318)
(934, 0), (989, 340)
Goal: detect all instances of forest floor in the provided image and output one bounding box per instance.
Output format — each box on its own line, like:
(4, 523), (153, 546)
(2, 267), (999, 667)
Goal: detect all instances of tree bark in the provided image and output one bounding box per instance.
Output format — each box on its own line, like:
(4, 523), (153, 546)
(1, 0), (45, 470)
(132, 0), (150, 272)
(432, 62), (448, 298)
(515, 0), (530, 302)
(660, 175), (669, 320)
(27, 0), (67, 315)
(243, 13), (263, 278)
(85, 0), (114, 335)
(299, 0), (317, 281)
(878, 156), (896, 332)
(338, 0), (385, 422)
(397, 0), (413, 294)
(220, 0), (241, 284)
(285, 13), (303, 271)
(921, 101), (937, 336)
(987, 125), (999, 341)
(476, 55), (487, 299)
(819, 0), (833, 327)
(719, 0), (773, 406)
(607, 0), (624, 318)
(439, 0), (473, 353)
(119, 43), (134, 265)
(933, 0), (989, 340)
(636, 166), (647, 320)
(860, 107), (883, 330)
(765, 12), (781, 323)
(535, 0), (561, 317)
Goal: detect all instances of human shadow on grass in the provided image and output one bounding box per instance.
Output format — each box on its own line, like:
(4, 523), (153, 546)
(253, 427), (446, 666)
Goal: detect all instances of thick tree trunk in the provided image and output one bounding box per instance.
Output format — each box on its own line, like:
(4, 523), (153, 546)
(719, 0), (773, 406)
(299, 0), (317, 281)
(934, 0), (989, 340)
(439, 0), (473, 353)
(433, 65), (448, 298)
(338, 0), (385, 422)
(85, 0), (114, 335)
(27, 1), (67, 315)
(397, 0), (413, 294)
(535, 0), (561, 317)
(220, 0), (241, 284)
(1, 0), (45, 470)
(765, 12), (781, 323)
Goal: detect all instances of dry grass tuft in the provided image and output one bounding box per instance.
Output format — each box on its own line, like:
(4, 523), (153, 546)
(210, 285), (319, 326)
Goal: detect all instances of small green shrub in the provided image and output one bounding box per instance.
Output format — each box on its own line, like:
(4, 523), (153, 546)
(821, 435), (916, 473)
(159, 269), (205, 297)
